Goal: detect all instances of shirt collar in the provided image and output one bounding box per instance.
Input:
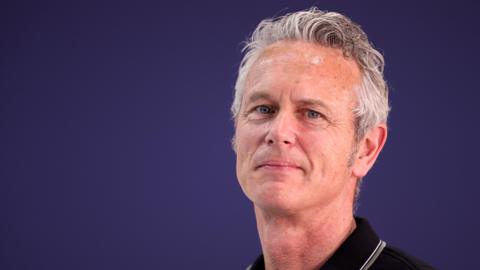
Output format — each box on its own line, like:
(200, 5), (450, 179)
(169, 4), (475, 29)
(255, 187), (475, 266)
(249, 217), (381, 270)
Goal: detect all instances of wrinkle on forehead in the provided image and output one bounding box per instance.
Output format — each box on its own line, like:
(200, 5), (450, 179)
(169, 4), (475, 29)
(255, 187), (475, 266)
(254, 41), (325, 66)
(254, 48), (323, 67)
(245, 41), (362, 94)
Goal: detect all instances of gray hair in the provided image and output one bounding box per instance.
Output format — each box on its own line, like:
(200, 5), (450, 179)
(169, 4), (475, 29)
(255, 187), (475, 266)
(231, 7), (390, 141)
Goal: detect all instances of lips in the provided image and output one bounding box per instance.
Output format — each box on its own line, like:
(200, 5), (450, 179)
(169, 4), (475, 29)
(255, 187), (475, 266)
(256, 160), (303, 171)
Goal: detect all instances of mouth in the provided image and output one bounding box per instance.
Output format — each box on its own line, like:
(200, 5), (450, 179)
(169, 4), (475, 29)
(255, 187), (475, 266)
(256, 160), (303, 172)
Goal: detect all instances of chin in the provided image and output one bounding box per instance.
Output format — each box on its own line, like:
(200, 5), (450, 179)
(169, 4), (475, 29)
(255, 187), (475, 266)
(250, 182), (305, 214)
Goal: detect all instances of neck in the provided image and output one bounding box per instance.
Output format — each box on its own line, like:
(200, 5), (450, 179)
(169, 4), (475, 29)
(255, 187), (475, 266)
(254, 198), (356, 270)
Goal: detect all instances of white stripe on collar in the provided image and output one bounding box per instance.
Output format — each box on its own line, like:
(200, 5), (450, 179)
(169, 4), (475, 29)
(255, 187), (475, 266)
(360, 240), (387, 270)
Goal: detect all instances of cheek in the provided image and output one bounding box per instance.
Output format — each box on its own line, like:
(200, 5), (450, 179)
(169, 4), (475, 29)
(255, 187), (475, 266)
(235, 125), (259, 170)
(235, 125), (263, 197)
(301, 129), (351, 175)
(235, 122), (270, 176)
(236, 122), (265, 152)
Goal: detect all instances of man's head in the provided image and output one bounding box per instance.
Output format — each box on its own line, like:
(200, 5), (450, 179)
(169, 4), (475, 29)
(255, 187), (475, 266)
(232, 8), (389, 142)
(232, 8), (389, 214)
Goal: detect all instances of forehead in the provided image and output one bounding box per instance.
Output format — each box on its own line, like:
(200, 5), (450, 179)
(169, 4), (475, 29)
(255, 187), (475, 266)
(244, 41), (362, 100)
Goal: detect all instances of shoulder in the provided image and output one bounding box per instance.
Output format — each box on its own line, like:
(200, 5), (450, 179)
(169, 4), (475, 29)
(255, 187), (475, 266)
(372, 245), (436, 270)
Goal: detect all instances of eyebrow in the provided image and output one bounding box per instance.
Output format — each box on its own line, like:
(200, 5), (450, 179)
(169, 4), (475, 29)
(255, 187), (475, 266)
(246, 92), (274, 104)
(297, 98), (330, 110)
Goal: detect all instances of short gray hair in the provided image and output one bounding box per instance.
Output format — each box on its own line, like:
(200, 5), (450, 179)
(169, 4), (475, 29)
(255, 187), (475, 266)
(231, 7), (390, 140)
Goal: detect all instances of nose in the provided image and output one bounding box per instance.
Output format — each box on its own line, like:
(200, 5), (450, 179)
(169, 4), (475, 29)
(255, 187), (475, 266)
(265, 112), (296, 146)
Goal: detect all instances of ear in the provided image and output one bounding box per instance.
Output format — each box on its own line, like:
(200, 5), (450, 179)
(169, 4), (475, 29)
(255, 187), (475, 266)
(352, 124), (388, 178)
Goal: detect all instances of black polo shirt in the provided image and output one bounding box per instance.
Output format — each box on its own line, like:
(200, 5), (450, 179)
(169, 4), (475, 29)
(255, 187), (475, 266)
(248, 218), (435, 270)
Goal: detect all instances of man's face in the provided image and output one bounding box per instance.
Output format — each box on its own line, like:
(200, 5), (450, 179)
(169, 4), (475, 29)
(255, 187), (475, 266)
(234, 41), (363, 214)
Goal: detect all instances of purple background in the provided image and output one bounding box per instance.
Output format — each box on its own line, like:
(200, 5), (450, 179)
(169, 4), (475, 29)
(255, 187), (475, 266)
(2, 0), (479, 269)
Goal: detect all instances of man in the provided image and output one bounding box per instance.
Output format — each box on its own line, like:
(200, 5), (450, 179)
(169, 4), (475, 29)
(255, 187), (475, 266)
(231, 7), (434, 270)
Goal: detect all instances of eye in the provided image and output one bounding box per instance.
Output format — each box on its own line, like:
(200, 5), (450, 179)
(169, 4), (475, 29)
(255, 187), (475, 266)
(255, 105), (274, 114)
(305, 110), (322, 119)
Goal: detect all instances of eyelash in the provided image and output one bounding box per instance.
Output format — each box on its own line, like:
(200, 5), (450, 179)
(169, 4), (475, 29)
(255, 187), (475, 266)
(305, 110), (322, 119)
(254, 105), (275, 114)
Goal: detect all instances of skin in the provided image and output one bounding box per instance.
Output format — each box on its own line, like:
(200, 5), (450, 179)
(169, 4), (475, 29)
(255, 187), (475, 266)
(234, 41), (387, 270)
